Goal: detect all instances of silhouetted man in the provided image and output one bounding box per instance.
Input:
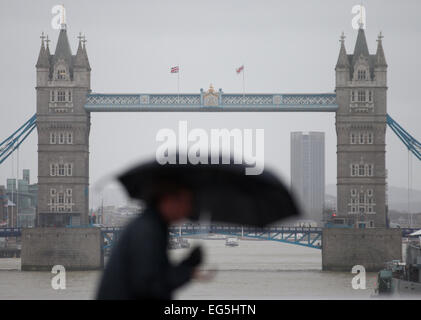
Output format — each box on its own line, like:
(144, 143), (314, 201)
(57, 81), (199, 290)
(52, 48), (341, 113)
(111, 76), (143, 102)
(96, 182), (202, 300)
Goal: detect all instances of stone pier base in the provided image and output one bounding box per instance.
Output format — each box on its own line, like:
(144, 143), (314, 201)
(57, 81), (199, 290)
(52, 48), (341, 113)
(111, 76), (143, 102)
(21, 227), (104, 271)
(322, 228), (402, 272)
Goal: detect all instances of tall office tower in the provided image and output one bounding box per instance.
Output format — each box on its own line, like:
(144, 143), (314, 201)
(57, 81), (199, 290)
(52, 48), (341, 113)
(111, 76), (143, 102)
(291, 132), (325, 223)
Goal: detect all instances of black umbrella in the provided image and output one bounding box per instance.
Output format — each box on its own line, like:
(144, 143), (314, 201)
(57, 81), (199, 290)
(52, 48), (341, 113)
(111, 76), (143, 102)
(118, 155), (300, 227)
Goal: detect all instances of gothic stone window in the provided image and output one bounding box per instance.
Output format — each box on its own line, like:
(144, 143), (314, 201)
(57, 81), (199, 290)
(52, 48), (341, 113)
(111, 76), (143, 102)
(358, 90), (366, 102)
(350, 131), (374, 144)
(50, 164), (57, 176)
(66, 163), (73, 176)
(50, 90), (72, 103)
(57, 69), (66, 80)
(353, 62), (370, 81)
(67, 132), (73, 144)
(350, 133), (357, 144)
(58, 132), (65, 144)
(350, 163), (374, 177)
(351, 90), (373, 103)
(50, 131), (73, 144)
(349, 188), (375, 214)
(50, 132), (57, 144)
(50, 163), (73, 177)
(58, 164), (65, 176)
(49, 188), (73, 212)
(357, 69), (367, 80)
(57, 91), (66, 102)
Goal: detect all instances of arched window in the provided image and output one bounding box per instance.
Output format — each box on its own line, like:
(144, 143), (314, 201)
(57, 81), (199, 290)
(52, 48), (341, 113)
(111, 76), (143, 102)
(367, 132), (373, 144)
(357, 69), (367, 80)
(357, 90), (366, 102)
(50, 163), (57, 176)
(67, 132), (73, 144)
(59, 132), (65, 144)
(58, 164), (65, 176)
(66, 163), (73, 176)
(57, 69), (66, 80)
(350, 133), (356, 144)
(358, 164), (365, 176)
(50, 132), (56, 144)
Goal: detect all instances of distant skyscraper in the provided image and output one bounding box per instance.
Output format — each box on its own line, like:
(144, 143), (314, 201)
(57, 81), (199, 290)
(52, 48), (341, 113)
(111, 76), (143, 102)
(291, 132), (325, 223)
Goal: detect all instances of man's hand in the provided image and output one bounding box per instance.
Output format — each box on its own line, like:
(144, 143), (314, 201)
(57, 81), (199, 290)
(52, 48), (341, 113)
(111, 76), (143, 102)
(181, 246), (202, 268)
(192, 268), (216, 282)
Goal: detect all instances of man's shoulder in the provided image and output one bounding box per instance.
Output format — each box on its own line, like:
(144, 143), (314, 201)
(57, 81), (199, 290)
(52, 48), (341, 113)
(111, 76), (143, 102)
(124, 211), (164, 235)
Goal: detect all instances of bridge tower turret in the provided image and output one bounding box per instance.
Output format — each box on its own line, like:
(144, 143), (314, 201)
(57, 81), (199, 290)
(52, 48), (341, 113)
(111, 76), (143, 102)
(335, 27), (388, 228)
(35, 24), (91, 227)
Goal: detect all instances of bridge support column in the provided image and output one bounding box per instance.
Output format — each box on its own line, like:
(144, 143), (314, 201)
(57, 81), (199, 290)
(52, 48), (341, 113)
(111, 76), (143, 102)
(322, 228), (402, 272)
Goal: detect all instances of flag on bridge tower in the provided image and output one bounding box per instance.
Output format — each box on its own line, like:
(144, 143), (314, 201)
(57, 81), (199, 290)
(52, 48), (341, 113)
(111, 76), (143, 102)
(236, 65), (244, 74)
(236, 65), (245, 102)
(170, 65), (180, 103)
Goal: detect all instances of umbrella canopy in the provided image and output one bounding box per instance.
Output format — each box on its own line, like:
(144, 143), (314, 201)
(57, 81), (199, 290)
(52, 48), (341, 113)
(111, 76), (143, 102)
(118, 157), (300, 227)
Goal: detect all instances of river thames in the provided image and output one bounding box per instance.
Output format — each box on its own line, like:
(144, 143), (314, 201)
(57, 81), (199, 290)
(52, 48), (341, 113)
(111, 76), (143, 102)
(0, 239), (379, 299)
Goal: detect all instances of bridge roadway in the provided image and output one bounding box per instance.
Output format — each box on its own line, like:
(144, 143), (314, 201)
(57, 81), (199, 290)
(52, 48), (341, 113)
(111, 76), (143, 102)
(1, 226), (419, 250)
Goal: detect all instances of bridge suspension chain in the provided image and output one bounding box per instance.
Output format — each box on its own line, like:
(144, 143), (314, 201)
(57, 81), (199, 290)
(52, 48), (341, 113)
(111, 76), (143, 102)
(387, 114), (421, 161)
(0, 114), (420, 166)
(0, 114), (36, 165)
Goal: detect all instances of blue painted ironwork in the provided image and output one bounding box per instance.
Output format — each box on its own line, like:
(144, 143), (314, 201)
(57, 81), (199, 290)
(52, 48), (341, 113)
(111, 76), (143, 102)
(98, 225), (323, 249)
(168, 224), (323, 249)
(0, 114), (36, 165)
(387, 114), (421, 161)
(0, 228), (21, 237)
(85, 92), (338, 112)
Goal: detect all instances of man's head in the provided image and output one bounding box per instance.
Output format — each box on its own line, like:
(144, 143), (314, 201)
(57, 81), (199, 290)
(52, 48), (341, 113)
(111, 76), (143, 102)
(146, 180), (194, 223)
(157, 188), (193, 223)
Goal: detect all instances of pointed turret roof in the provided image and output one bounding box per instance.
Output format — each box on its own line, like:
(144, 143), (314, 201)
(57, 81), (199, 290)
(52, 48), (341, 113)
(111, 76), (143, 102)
(375, 32), (387, 67)
(74, 40), (85, 66)
(74, 34), (90, 70)
(352, 27), (370, 65)
(45, 37), (51, 57)
(82, 44), (91, 70)
(336, 32), (350, 69)
(36, 39), (50, 68)
(53, 28), (73, 67)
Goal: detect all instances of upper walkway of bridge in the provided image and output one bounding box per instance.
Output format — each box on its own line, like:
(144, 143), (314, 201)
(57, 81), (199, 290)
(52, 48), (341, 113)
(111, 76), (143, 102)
(85, 89), (338, 112)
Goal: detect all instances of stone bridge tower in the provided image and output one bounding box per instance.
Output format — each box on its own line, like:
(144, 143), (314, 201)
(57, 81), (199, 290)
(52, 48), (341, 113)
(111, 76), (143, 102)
(335, 26), (388, 228)
(36, 23), (91, 227)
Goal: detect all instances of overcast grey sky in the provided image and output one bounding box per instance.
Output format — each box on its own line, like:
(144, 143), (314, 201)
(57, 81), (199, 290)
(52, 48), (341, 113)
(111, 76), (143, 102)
(0, 0), (420, 208)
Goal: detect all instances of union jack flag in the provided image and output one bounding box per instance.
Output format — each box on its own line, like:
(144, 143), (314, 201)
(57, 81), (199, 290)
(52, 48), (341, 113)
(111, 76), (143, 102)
(236, 65), (244, 74)
(170, 66), (179, 73)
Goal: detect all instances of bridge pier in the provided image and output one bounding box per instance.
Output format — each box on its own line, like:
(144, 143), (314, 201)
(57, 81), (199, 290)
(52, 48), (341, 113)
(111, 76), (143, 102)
(21, 228), (103, 271)
(321, 228), (402, 272)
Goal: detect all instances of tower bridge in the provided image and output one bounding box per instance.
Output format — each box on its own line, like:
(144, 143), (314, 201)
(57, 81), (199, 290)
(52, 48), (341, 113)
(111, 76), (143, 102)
(1, 20), (420, 271)
(33, 23), (389, 230)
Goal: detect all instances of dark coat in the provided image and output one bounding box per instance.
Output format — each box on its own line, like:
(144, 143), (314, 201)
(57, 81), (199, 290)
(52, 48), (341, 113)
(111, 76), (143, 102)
(96, 209), (194, 300)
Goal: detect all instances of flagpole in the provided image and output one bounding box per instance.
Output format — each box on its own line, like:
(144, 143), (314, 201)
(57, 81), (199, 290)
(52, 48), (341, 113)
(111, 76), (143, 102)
(242, 64), (245, 105)
(177, 64), (180, 104)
